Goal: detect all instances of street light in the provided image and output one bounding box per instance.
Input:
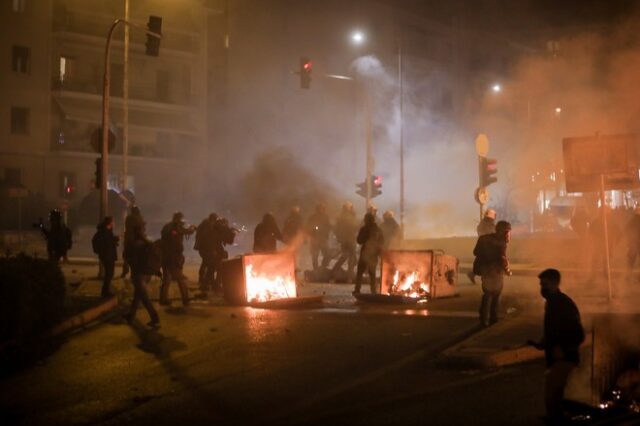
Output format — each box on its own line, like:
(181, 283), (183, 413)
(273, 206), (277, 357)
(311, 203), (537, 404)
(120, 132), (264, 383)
(491, 83), (502, 93)
(350, 30), (365, 45)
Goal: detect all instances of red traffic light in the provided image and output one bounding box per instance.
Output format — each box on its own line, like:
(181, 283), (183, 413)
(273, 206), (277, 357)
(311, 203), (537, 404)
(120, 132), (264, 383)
(303, 61), (312, 71)
(373, 175), (382, 186)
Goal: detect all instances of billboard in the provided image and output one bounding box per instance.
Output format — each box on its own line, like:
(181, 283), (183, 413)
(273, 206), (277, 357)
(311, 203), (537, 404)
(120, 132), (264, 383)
(562, 134), (639, 193)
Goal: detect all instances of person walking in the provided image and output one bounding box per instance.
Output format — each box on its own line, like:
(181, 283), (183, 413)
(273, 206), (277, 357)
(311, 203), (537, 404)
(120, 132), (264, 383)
(92, 216), (119, 298)
(125, 224), (160, 328)
(473, 220), (512, 327)
(121, 205), (144, 278)
(353, 212), (384, 295)
(194, 213), (217, 291)
(159, 212), (195, 306)
(528, 268), (584, 424)
(332, 202), (358, 282)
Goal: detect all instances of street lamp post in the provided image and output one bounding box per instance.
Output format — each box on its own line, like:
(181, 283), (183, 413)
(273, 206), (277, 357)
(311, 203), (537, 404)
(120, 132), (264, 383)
(99, 18), (161, 220)
(398, 37), (405, 239)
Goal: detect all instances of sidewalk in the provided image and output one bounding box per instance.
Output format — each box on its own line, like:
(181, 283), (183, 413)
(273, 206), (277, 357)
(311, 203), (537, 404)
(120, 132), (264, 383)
(439, 315), (544, 368)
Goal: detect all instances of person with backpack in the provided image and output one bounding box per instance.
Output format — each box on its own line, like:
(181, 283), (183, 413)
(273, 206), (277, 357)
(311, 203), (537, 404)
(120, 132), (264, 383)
(353, 212), (384, 295)
(125, 224), (160, 328)
(160, 212), (195, 306)
(92, 216), (119, 298)
(473, 220), (512, 327)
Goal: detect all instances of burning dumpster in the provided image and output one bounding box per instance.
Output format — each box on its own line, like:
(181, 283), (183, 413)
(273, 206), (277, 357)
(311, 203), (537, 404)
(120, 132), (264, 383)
(355, 249), (458, 304)
(220, 252), (322, 308)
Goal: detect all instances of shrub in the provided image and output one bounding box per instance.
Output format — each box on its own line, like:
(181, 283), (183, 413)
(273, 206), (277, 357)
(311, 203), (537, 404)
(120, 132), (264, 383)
(0, 254), (66, 343)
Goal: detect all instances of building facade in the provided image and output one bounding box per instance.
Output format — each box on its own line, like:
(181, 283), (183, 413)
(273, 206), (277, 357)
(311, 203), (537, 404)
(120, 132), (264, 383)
(0, 0), (213, 227)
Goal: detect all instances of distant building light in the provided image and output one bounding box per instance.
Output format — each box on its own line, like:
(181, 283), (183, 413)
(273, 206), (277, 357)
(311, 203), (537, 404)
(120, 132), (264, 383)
(492, 84), (501, 93)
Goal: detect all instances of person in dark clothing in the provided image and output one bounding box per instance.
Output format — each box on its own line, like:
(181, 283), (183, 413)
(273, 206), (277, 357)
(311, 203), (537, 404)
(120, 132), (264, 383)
(467, 209), (497, 285)
(332, 202), (358, 281)
(125, 224), (160, 328)
(253, 213), (282, 253)
(37, 209), (73, 263)
(380, 210), (400, 250)
(353, 212), (384, 294)
(282, 206), (304, 246)
(160, 212), (196, 306)
(121, 205), (144, 278)
(528, 268), (584, 424)
(307, 203), (332, 270)
(626, 208), (640, 274)
(473, 220), (512, 326)
(194, 213), (218, 290)
(92, 216), (119, 297)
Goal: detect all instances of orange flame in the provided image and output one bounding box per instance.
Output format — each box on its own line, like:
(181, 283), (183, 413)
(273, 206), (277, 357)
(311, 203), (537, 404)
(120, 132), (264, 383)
(245, 264), (297, 303)
(390, 270), (430, 298)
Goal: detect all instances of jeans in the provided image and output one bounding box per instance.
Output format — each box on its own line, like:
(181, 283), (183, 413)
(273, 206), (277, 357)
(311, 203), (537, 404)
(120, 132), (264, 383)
(160, 266), (189, 305)
(101, 258), (115, 296)
(479, 271), (503, 325)
(129, 273), (159, 323)
(355, 258), (378, 294)
(545, 360), (575, 422)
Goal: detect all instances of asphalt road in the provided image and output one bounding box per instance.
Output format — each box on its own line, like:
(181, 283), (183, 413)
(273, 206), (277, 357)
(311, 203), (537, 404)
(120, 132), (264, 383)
(1, 269), (553, 426)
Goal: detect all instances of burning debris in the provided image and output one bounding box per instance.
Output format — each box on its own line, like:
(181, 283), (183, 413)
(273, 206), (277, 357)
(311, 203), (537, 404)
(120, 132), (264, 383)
(390, 270), (430, 299)
(244, 263), (297, 303)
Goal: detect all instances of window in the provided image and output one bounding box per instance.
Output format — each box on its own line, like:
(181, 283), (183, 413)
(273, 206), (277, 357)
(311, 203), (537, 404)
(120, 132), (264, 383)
(12, 0), (26, 13)
(5, 168), (22, 186)
(11, 107), (29, 134)
(59, 56), (77, 82)
(12, 45), (29, 73)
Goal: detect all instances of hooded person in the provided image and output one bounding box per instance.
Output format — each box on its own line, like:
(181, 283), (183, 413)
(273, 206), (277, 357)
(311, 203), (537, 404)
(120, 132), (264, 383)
(253, 213), (283, 253)
(353, 212), (384, 295)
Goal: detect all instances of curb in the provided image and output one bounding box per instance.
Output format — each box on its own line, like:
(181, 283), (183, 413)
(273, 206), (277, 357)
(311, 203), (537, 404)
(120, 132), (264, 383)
(50, 296), (119, 336)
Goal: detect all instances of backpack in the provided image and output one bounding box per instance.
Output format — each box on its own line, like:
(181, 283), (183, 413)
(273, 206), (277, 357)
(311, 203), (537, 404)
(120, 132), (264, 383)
(91, 231), (101, 255)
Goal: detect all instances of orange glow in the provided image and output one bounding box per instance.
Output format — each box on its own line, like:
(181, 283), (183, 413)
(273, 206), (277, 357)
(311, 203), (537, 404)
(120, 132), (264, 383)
(244, 264), (297, 303)
(390, 270), (430, 298)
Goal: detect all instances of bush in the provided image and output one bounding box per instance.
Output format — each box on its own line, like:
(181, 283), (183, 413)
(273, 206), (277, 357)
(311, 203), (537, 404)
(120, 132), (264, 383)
(0, 254), (66, 343)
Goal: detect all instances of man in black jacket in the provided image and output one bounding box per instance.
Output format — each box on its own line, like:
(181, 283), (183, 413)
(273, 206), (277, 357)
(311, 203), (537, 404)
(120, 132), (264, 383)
(253, 213), (282, 253)
(353, 212), (384, 295)
(160, 212), (196, 306)
(37, 209), (72, 263)
(473, 220), (511, 326)
(126, 224), (160, 328)
(93, 216), (119, 297)
(529, 268), (584, 424)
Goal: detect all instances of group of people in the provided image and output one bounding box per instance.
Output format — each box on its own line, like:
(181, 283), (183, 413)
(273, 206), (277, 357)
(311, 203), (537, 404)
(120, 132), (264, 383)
(89, 207), (237, 327)
(252, 203), (401, 294)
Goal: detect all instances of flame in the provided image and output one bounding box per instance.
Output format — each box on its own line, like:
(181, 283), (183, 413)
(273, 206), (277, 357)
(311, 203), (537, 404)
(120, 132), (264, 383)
(245, 264), (297, 303)
(390, 270), (430, 298)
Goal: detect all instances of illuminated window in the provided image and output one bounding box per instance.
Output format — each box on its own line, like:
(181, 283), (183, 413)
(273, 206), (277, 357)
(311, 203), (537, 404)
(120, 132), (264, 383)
(12, 45), (29, 73)
(59, 56), (76, 82)
(11, 107), (29, 134)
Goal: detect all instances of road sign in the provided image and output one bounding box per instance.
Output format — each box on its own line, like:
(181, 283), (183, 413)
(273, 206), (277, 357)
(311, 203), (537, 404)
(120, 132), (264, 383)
(475, 187), (489, 205)
(91, 127), (117, 153)
(475, 134), (489, 157)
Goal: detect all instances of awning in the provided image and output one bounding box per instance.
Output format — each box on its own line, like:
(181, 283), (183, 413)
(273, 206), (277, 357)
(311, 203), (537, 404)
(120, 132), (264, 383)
(53, 95), (199, 136)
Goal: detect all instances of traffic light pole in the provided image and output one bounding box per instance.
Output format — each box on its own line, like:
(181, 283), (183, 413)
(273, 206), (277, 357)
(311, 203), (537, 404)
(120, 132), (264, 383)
(100, 18), (161, 221)
(365, 90), (373, 209)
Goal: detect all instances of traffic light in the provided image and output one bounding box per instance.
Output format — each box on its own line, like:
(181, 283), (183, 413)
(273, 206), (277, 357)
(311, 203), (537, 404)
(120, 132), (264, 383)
(300, 56), (312, 89)
(60, 173), (76, 198)
(355, 175), (383, 198)
(479, 157), (498, 187)
(95, 158), (102, 189)
(145, 16), (162, 57)
(372, 175), (382, 198)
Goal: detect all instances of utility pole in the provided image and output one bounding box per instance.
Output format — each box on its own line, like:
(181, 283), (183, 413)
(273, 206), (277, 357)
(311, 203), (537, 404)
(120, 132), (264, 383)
(122, 0), (130, 193)
(398, 36), (404, 239)
(365, 90), (373, 209)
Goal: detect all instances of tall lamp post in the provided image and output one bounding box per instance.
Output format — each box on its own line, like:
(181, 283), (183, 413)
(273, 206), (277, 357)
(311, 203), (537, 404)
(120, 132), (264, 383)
(99, 17), (161, 220)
